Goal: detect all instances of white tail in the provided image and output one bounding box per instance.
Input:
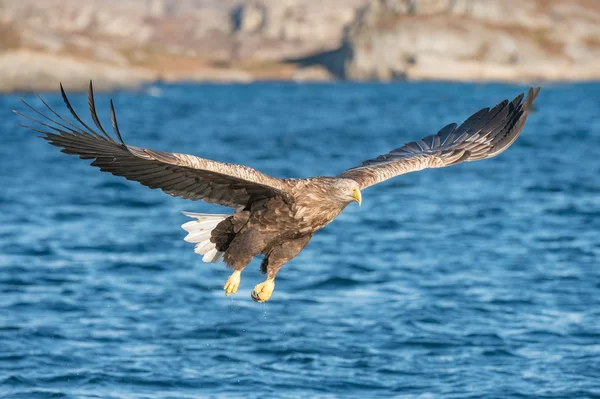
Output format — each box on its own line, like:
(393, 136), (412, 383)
(181, 212), (227, 263)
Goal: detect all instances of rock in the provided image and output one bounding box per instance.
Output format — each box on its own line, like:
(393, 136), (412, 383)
(232, 2), (267, 34)
(161, 67), (253, 83)
(93, 46), (130, 66)
(0, 0), (599, 91)
(292, 65), (335, 82)
(0, 49), (154, 92)
(303, 0), (600, 82)
(230, 0), (369, 60)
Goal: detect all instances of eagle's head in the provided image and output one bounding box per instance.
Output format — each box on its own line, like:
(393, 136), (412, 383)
(331, 179), (362, 206)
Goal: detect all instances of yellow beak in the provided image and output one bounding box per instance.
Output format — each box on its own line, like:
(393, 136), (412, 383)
(352, 189), (362, 206)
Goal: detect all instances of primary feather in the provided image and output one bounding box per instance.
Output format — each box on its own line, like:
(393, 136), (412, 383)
(15, 81), (289, 209)
(339, 87), (541, 189)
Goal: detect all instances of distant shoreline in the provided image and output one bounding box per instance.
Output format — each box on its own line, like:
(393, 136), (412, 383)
(4, 76), (598, 95)
(3, 0), (600, 93)
(2, 52), (599, 95)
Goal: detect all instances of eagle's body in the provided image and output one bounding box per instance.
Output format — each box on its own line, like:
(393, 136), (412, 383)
(16, 83), (540, 302)
(197, 177), (356, 300)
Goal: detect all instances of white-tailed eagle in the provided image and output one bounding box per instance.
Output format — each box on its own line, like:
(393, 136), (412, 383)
(15, 83), (540, 302)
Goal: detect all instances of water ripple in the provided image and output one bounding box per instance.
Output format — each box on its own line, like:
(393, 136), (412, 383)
(1, 82), (600, 398)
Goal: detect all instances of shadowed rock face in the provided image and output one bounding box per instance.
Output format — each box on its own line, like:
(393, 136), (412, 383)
(0, 0), (599, 91)
(309, 0), (600, 82)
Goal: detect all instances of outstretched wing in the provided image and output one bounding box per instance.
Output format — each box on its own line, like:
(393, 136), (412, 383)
(15, 82), (290, 209)
(339, 87), (541, 189)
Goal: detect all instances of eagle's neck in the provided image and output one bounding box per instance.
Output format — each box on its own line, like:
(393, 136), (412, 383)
(288, 178), (351, 232)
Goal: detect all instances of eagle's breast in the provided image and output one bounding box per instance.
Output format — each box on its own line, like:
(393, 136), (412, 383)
(285, 177), (348, 233)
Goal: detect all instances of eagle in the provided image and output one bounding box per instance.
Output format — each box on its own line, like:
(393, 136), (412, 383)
(15, 83), (540, 302)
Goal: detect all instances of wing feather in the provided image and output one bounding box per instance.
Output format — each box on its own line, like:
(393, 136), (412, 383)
(339, 87), (540, 189)
(16, 81), (290, 209)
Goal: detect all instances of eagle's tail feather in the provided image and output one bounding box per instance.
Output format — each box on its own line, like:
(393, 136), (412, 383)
(181, 212), (227, 263)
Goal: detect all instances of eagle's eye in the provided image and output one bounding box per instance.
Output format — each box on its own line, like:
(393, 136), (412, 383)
(349, 186), (362, 206)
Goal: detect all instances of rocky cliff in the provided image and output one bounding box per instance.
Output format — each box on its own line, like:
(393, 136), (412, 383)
(325, 0), (600, 81)
(0, 0), (598, 91)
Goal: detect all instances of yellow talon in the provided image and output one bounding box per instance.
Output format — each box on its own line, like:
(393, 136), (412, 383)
(251, 279), (275, 302)
(224, 271), (241, 296)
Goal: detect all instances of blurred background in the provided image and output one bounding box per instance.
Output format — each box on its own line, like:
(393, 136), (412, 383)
(2, 1), (600, 399)
(0, 0), (600, 91)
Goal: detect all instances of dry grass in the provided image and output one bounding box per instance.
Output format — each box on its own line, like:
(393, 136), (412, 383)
(529, 28), (565, 56)
(374, 12), (405, 31)
(583, 35), (600, 48)
(232, 60), (297, 80)
(371, 11), (566, 58)
(534, 0), (600, 14)
(0, 23), (21, 51)
(471, 42), (491, 62)
(120, 44), (295, 80)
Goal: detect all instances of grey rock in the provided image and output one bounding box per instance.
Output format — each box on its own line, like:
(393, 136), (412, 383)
(303, 0), (600, 81)
(0, 0), (599, 91)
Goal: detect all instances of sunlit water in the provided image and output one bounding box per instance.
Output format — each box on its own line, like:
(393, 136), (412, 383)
(1, 82), (600, 398)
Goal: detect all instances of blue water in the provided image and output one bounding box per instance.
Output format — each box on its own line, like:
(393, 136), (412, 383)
(1, 82), (600, 398)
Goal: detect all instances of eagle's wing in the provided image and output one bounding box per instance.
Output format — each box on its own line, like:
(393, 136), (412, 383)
(339, 87), (541, 189)
(15, 82), (290, 209)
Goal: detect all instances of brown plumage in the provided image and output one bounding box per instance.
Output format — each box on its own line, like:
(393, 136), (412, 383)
(15, 82), (541, 302)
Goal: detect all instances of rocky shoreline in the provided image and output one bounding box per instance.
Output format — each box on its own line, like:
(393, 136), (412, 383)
(0, 0), (599, 92)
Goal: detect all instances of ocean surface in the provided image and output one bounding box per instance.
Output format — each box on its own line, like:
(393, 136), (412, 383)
(1, 82), (599, 398)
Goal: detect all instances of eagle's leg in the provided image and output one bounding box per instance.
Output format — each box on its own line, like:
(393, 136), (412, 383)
(222, 229), (265, 296)
(251, 235), (312, 303)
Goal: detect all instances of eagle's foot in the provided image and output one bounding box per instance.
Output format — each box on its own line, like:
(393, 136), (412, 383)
(251, 278), (275, 302)
(224, 271), (241, 296)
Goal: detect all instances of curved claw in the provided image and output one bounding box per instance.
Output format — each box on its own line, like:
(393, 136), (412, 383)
(251, 279), (275, 302)
(250, 290), (262, 302)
